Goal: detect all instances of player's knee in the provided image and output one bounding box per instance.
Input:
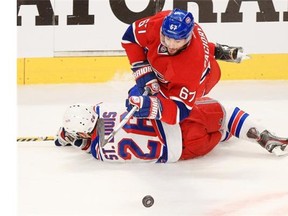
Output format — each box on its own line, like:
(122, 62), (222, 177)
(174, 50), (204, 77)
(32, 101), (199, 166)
(180, 131), (222, 160)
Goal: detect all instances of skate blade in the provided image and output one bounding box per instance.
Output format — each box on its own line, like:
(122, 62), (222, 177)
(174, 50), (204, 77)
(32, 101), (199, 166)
(239, 52), (251, 62)
(242, 54), (251, 61)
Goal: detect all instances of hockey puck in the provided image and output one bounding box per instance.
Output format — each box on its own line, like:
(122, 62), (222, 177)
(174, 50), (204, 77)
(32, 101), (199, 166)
(142, 195), (154, 208)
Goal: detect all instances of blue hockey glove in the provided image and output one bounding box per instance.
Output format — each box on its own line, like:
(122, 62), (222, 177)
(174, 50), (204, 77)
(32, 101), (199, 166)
(131, 61), (160, 95)
(126, 95), (162, 119)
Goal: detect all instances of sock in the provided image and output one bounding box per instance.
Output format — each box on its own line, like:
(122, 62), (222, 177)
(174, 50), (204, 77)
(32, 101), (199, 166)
(222, 106), (266, 142)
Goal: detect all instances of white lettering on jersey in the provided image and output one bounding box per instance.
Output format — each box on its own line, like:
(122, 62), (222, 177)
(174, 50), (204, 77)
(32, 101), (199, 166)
(133, 65), (153, 79)
(197, 27), (210, 68)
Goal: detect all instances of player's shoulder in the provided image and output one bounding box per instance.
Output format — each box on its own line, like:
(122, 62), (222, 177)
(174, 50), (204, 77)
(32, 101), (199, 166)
(192, 22), (208, 39)
(134, 11), (169, 42)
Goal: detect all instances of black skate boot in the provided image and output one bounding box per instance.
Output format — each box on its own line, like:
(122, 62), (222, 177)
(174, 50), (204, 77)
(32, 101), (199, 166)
(214, 43), (249, 63)
(247, 127), (288, 156)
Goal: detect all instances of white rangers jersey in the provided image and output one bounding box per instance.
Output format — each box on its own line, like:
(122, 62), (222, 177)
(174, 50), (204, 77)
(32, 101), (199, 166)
(90, 104), (182, 163)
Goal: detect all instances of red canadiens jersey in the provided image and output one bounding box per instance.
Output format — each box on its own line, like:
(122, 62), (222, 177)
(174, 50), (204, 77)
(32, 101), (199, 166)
(122, 11), (218, 124)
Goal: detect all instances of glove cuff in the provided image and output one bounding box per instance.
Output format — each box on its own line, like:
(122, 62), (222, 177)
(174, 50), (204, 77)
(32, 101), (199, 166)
(148, 96), (162, 119)
(55, 127), (72, 146)
(131, 61), (157, 90)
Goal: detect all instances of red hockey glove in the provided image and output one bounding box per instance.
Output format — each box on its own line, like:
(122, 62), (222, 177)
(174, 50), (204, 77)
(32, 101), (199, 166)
(131, 61), (160, 95)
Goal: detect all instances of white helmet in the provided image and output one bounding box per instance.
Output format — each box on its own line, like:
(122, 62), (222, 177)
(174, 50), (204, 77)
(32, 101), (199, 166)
(63, 104), (98, 137)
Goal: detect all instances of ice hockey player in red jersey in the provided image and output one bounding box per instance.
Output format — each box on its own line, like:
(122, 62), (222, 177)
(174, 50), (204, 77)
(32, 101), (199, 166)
(121, 8), (246, 125)
(54, 89), (288, 163)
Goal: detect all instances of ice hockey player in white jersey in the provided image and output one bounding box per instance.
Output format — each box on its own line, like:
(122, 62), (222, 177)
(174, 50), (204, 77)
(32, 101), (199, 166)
(54, 94), (288, 163)
(55, 102), (182, 163)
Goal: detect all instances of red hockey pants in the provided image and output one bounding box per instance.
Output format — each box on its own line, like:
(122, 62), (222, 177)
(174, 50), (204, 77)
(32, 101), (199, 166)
(180, 97), (224, 160)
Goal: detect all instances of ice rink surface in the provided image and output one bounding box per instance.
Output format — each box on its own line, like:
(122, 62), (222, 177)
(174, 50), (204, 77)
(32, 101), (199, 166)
(18, 80), (288, 216)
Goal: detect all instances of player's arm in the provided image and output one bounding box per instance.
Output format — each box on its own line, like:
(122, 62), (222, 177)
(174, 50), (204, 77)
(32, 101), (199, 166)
(126, 86), (192, 125)
(158, 95), (191, 124)
(121, 17), (151, 64)
(126, 94), (191, 125)
(158, 82), (198, 124)
(122, 18), (159, 95)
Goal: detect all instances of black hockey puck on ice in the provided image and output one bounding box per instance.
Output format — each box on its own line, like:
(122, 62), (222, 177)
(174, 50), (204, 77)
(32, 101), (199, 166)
(142, 195), (154, 207)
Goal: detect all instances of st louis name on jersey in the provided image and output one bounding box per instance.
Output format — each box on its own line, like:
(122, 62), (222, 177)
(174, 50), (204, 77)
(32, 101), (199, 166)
(90, 104), (182, 163)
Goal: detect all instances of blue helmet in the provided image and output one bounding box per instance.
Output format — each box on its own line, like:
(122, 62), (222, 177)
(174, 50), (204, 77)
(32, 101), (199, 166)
(161, 8), (194, 40)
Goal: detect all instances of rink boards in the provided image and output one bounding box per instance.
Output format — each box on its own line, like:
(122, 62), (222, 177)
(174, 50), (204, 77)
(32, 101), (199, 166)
(17, 53), (288, 84)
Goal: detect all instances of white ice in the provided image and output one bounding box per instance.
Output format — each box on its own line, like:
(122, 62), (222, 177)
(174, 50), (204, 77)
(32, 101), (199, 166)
(17, 80), (288, 216)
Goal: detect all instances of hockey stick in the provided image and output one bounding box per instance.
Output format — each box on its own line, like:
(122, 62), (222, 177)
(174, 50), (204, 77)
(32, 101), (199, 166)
(101, 87), (151, 147)
(17, 136), (54, 142)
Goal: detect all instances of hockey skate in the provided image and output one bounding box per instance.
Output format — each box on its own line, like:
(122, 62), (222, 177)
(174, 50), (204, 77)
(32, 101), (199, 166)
(247, 128), (288, 156)
(215, 43), (250, 63)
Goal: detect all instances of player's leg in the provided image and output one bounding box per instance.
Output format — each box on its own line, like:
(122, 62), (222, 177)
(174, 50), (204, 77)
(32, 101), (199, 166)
(224, 106), (288, 156)
(180, 97), (224, 160)
(180, 98), (288, 159)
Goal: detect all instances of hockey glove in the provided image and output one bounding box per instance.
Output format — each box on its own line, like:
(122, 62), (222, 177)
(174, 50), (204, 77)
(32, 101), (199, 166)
(54, 127), (74, 146)
(54, 127), (91, 152)
(131, 61), (160, 95)
(126, 96), (162, 119)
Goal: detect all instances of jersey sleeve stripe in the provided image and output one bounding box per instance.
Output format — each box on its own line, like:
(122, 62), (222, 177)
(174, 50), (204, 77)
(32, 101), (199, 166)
(170, 96), (193, 110)
(121, 24), (136, 44)
(166, 96), (191, 123)
(199, 63), (211, 84)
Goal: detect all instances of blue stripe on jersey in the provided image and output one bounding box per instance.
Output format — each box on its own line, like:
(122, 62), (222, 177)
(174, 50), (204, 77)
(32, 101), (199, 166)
(91, 135), (101, 160)
(122, 24), (136, 43)
(174, 100), (191, 121)
(155, 120), (168, 163)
